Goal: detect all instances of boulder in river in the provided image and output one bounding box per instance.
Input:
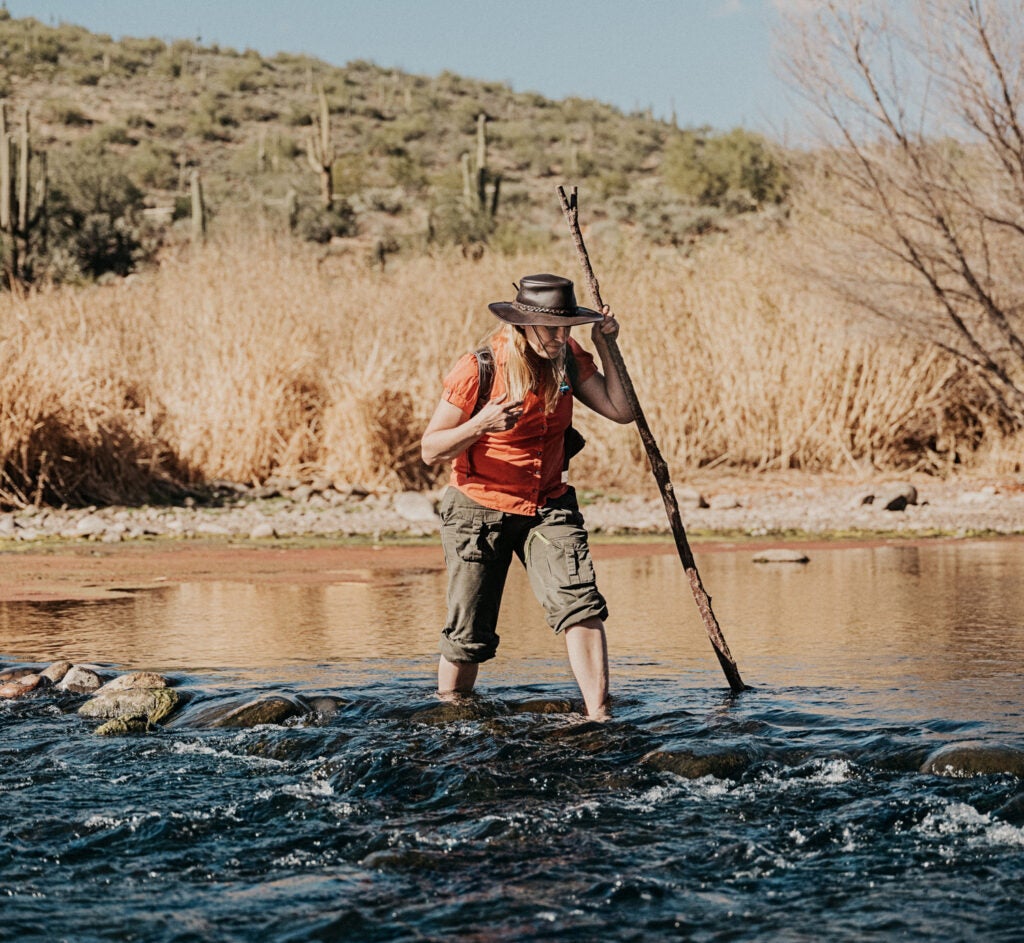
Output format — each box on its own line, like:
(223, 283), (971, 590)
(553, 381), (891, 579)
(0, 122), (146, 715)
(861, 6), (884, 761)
(96, 671), (169, 694)
(171, 694), (310, 729)
(993, 792), (1024, 825)
(0, 673), (46, 699)
(306, 695), (346, 719)
(509, 698), (575, 715)
(40, 661), (73, 684)
(79, 687), (181, 726)
(920, 741), (1024, 778)
(0, 666), (39, 683)
(642, 748), (751, 781)
(58, 666), (104, 694)
(410, 697), (506, 726)
(94, 714), (153, 736)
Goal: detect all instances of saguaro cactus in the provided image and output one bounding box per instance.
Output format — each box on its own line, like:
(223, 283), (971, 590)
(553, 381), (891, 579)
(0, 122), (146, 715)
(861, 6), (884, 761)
(0, 103), (47, 287)
(190, 169), (206, 244)
(0, 105), (11, 234)
(306, 86), (335, 209)
(461, 113), (501, 221)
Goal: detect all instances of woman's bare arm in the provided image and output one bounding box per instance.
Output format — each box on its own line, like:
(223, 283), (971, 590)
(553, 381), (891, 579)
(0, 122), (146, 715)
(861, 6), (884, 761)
(420, 395), (524, 465)
(573, 307), (633, 424)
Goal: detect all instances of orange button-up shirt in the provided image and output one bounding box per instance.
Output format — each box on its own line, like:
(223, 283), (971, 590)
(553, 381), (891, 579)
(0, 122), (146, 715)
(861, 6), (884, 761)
(443, 335), (597, 516)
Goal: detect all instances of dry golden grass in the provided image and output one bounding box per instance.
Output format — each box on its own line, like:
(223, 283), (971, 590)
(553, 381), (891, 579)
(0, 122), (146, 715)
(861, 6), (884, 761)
(0, 225), (1016, 507)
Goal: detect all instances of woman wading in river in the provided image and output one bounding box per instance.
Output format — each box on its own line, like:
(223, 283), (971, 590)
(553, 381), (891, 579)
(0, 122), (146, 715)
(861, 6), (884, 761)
(421, 274), (632, 719)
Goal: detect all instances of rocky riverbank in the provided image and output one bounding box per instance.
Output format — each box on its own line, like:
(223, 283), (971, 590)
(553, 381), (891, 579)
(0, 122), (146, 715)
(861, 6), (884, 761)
(1, 474), (1022, 546)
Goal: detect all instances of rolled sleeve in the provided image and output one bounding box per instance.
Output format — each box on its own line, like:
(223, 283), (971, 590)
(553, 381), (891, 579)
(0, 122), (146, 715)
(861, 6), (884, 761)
(443, 352), (480, 418)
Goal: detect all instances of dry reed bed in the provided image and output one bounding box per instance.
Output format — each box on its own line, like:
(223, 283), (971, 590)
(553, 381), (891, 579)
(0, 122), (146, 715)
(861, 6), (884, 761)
(0, 231), (1014, 507)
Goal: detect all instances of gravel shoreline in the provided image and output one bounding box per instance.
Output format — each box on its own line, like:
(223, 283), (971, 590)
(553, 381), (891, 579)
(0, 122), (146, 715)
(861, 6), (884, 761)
(1, 474), (1022, 546)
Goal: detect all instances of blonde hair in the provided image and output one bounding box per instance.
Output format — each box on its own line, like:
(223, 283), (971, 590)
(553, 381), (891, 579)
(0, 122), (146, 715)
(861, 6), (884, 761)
(479, 323), (565, 413)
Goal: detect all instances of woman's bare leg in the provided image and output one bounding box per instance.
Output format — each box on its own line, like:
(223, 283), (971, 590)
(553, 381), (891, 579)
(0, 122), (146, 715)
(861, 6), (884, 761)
(438, 656), (479, 696)
(564, 618), (610, 719)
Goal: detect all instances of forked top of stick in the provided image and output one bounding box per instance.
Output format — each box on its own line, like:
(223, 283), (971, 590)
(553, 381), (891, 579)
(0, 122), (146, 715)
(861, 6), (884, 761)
(555, 185), (603, 310)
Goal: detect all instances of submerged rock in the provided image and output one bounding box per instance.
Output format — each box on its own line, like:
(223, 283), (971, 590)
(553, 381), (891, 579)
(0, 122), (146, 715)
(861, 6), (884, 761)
(172, 694), (310, 729)
(410, 698), (506, 726)
(920, 741), (1024, 778)
(509, 698), (575, 715)
(58, 666), (103, 694)
(994, 792), (1024, 825)
(642, 748), (751, 781)
(306, 695), (346, 719)
(79, 688), (181, 726)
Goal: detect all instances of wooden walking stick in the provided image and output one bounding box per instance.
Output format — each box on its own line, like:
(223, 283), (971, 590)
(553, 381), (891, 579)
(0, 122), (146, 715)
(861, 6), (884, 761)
(557, 185), (747, 693)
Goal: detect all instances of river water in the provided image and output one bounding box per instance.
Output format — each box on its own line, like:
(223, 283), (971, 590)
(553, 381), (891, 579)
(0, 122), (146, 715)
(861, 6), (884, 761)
(2, 539), (1023, 941)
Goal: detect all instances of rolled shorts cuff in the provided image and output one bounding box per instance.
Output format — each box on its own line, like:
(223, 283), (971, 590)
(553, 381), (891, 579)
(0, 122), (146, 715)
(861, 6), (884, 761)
(550, 596), (609, 635)
(439, 631), (499, 664)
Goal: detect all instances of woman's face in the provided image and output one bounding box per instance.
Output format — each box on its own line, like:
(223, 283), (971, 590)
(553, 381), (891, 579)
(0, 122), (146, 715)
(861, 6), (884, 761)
(525, 324), (570, 360)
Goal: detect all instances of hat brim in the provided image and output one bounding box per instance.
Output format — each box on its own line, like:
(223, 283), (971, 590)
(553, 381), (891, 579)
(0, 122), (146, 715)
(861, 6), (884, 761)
(488, 302), (603, 327)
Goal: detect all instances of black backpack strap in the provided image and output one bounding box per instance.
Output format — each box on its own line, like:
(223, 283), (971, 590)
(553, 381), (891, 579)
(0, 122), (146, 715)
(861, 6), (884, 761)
(464, 347), (495, 479)
(473, 346), (495, 414)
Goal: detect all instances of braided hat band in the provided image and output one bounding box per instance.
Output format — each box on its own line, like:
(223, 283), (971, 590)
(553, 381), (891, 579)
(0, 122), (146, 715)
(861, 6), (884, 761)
(489, 274), (603, 327)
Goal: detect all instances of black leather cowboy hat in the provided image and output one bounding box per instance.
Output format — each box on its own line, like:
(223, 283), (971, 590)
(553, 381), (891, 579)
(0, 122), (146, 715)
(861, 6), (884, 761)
(488, 273), (603, 326)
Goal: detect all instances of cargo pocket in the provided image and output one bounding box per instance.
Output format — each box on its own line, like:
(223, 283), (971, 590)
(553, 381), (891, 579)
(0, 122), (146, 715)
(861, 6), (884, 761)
(526, 531), (596, 589)
(445, 508), (505, 563)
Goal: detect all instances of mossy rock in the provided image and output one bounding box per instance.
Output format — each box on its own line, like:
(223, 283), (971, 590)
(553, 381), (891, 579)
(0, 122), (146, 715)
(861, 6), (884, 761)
(79, 687), (181, 725)
(95, 713), (152, 736)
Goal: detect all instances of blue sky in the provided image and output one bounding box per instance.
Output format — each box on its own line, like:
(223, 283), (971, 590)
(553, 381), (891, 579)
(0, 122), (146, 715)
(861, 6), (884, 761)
(5, 0), (798, 136)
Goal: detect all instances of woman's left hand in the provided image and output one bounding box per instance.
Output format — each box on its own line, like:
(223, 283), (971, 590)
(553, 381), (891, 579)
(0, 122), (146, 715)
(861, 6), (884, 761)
(593, 304), (620, 340)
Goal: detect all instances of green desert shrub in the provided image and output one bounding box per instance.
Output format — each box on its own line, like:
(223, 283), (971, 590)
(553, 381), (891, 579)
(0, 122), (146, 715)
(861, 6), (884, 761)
(662, 128), (789, 208)
(294, 202), (358, 243)
(220, 59), (264, 93)
(45, 142), (152, 280)
(129, 141), (178, 189)
(188, 92), (238, 141)
(41, 98), (92, 126)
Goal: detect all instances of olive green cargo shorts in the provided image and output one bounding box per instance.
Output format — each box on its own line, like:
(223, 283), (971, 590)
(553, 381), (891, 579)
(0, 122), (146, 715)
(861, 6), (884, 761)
(438, 486), (609, 664)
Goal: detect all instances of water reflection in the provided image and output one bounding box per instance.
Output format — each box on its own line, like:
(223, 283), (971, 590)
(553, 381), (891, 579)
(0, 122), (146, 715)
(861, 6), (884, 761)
(2, 540), (1023, 711)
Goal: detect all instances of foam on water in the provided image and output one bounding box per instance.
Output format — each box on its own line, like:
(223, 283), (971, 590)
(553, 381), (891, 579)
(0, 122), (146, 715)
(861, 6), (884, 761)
(917, 800), (1024, 848)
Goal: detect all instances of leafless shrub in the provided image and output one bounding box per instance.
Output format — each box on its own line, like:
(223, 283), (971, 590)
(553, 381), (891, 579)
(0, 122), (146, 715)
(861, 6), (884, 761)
(780, 0), (1024, 423)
